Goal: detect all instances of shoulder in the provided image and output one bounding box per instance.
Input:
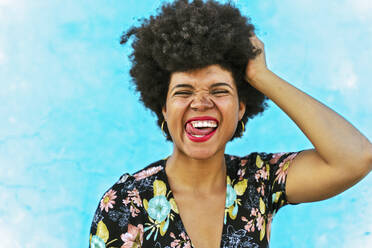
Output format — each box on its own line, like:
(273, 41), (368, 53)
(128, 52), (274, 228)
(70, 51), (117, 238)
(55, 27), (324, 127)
(111, 158), (166, 196)
(225, 152), (300, 166)
(89, 158), (167, 246)
(224, 152), (273, 173)
(92, 159), (166, 221)
(224, 151), (301, 213)
(225, 151), (300, 181)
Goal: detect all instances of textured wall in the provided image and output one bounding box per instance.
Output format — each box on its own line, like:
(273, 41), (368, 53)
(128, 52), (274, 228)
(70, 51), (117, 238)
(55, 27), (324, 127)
(0, 0), (371, 247)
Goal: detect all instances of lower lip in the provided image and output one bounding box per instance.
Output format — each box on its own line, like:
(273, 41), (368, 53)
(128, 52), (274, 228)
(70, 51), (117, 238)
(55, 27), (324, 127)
(185, 128), (217, 142)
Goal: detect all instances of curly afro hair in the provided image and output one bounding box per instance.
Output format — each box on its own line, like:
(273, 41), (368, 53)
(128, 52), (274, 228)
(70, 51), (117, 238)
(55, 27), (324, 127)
(120, 0), (268, 141)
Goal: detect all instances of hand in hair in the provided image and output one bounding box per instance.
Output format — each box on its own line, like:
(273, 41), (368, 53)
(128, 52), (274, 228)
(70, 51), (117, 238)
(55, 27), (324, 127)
(245, 35), (269, 85)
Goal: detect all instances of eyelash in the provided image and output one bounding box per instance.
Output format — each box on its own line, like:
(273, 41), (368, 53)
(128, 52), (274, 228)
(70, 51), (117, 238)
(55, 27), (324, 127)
(174, 90), (229, 96)
(212, 90), (229, 94)
(174, 91), (192, 96)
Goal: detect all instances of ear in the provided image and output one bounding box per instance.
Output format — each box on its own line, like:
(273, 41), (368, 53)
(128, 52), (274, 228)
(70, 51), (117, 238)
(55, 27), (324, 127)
(162, 105), (167, 121)
(238, 101), (246, 120)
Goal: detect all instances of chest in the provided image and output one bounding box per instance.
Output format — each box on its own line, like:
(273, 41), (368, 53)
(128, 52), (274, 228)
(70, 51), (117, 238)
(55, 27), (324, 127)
(174, 193), (226, 248)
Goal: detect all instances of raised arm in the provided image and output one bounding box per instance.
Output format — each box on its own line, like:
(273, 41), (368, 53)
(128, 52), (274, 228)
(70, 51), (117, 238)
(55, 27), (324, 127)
(245, 35), (372, 204)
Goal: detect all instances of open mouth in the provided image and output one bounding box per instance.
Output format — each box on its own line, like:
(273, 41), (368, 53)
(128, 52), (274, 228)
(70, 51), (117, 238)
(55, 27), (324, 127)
(184, 118), (219, 142)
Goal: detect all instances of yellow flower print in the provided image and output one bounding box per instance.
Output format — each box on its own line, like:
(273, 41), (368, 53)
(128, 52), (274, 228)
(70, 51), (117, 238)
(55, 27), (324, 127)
(90, 221), (118, 248)
(169, 198), (179, 214)
(256, 155), (264, 168)
(153, 179), (167, 196)
(272, 191), (282, 204)
(224, 176), (247, 224)
(97, 221), (109, 243)
(259, 197), (266, 215)
(234, 179), (248, 196)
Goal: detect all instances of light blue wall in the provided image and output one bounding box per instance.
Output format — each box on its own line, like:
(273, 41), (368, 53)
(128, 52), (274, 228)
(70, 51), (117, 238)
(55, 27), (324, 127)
(0, 0), (371, 247)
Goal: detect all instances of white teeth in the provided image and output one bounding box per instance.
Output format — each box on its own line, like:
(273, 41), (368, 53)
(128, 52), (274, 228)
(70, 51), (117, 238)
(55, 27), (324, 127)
(191, 134), (205, 137)
(191, 120), (217, 128)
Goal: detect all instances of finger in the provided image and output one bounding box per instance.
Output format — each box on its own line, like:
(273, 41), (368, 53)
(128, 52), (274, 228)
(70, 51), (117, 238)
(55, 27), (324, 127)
(249, 35), (264, 49)
(250, 34), (261, 43)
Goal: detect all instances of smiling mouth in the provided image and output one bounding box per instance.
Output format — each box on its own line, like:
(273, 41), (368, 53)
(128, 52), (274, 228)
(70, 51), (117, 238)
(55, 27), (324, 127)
(184, 119), (219, 141)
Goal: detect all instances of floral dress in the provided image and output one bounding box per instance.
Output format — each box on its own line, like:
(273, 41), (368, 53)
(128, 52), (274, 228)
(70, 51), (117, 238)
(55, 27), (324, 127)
(89, 151), (301, 248)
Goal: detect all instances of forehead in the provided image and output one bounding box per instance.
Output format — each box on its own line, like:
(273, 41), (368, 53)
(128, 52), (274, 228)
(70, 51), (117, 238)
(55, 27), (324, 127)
(169, 64), (235, 87)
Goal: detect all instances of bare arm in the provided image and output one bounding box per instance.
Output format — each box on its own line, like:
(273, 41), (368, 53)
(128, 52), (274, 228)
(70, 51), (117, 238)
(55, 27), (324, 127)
(246, 35), (372, 203)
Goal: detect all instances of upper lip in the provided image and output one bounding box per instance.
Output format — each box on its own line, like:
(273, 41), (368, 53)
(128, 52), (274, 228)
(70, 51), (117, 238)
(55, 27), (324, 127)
(185, 116), (219, 125)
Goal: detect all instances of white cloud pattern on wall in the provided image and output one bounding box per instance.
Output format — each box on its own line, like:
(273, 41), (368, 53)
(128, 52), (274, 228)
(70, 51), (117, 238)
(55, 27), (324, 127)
(0, 0), (371, 247)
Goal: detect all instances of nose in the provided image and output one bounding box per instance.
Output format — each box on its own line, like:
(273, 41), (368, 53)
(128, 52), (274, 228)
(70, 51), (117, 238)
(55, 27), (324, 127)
(190, 92), (214, 111)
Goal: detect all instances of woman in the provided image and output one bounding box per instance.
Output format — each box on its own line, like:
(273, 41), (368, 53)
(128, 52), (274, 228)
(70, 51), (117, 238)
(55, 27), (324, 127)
(89, 0), (372, 247)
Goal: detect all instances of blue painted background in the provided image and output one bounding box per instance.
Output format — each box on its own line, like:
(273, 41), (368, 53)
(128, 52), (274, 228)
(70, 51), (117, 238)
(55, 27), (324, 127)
(0, 0), (371, 247)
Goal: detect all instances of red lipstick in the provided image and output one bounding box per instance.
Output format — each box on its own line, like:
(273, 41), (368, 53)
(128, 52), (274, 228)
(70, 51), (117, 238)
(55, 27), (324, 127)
(185, 116), (218, 124)
(185, 116), (219, 143)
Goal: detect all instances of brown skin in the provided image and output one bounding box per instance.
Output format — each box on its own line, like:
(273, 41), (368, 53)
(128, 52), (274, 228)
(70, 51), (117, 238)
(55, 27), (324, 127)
(160, 35), (372, 247)
(246, 35), (372, 203)
(162, 65), (245, 195)
(162, 34), (372, 201)
(162, 66), (246, 248)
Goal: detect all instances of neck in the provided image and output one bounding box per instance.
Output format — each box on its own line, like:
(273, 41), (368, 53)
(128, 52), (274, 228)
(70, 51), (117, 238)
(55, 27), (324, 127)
(165, 148), (227, 196)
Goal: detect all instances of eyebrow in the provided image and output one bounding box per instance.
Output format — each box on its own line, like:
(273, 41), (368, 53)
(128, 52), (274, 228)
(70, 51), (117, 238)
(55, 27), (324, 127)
(170, 82), (233, 92)
(211, 82), (233, 90)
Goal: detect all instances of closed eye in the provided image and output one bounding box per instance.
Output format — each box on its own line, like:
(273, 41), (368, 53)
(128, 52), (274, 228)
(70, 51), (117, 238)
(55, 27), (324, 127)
(212, 90), (229, 95)
(174, 91), (192, 96)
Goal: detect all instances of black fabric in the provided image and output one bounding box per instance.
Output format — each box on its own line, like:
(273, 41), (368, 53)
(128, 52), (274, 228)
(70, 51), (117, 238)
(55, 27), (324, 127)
(89, 151), (300, 248)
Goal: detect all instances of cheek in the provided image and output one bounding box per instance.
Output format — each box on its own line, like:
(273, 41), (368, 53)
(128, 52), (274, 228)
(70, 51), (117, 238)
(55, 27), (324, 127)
(215, 98), (240, 117)
(165, 99), (190, 130)
(166, 99), (190, 115)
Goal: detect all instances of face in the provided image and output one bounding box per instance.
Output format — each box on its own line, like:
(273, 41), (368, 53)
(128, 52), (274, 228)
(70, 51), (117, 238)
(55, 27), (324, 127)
(162, 64), (246, 160)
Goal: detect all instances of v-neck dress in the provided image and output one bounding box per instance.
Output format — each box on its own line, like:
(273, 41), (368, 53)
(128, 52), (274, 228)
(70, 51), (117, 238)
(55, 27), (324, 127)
(89, 151), (301, 248)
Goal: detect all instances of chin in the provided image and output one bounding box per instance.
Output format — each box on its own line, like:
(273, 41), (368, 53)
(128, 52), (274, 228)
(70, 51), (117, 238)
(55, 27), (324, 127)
(186, 151), (215, 160)
(182, 144), (224, 161)
(171, 132), (229, 160)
